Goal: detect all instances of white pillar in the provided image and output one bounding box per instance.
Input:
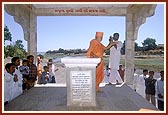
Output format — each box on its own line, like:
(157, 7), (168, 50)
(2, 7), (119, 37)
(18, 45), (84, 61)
(28, 13), (37, 59)
(125, 14), (135, 85)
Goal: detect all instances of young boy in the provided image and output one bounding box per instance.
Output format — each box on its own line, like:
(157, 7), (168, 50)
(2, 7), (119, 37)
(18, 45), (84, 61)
(118, 64), (125, 82)
(103, 65), (110, 83)
(40, 66), (50, 84)
(47, 59), (59, 83)
(19, 59), (29, 93)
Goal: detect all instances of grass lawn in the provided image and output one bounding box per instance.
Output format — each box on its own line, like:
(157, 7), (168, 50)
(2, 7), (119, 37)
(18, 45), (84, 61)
(103, 56), (164, 72)
(43, 54), (164, 73)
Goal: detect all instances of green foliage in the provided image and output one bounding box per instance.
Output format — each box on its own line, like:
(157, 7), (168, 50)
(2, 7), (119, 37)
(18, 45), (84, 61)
(4, 25), (12, 44)
(121, 40), (140, 55)
(4, 26), (27, 59)
(15, 40), (24, 49)
(58, 48), (65, 53)
(4, 45), (14, 57)
(103, 56), (164, 72)
(142, 38), (157, 50)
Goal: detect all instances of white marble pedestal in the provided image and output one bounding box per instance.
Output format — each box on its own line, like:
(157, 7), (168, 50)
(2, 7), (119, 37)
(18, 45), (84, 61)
(61, 57), (100, 107)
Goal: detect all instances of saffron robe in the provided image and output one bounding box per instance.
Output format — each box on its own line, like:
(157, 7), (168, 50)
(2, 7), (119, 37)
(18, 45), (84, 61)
(87, 39), (105, 90)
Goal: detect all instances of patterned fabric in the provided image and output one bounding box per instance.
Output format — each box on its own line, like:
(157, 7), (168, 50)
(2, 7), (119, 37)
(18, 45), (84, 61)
(19, 66), (29, 75)
(28, 64), (37, 81)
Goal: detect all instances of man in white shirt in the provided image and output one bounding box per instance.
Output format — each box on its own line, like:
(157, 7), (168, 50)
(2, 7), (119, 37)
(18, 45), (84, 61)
(11, 57), (23, 98)
(109, 33), (123, 84)
(136, 69), (149, 98)
(156, 71), (164, 111)
(4, 63), (16, 105)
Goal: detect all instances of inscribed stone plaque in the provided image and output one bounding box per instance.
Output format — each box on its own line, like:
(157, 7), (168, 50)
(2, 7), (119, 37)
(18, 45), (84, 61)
(70, 71), (92, 103)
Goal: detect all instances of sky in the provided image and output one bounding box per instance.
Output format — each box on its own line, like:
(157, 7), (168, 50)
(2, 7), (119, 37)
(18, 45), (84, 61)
(4, 4), (165, 52)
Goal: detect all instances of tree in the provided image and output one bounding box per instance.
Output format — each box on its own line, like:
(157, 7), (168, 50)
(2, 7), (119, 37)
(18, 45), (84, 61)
(121, 40), (141, 55)
(4, 26), (27, 58)
(4, 25), (12, 44)
(13, 40), (27, 58)
(15, 40), (24, 49)
(142, 38), (157, 51)
(4, 45), (15, 57)
(58, 48), (64, 53)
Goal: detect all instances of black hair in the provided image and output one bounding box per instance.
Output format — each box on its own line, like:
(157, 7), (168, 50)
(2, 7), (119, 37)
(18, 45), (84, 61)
(5, 63), (15, 70)
(143, 69), (148, 73)
(11, 57), (20, 63)
(48, 59), (53, 62)
(149, 71), (154, 74)
(113, 33), (119, 37)
(22, 59), (28, 64)
(43, 66), (49, 69)
(27, 55), (34, 59)
(160, 71), (164, 73)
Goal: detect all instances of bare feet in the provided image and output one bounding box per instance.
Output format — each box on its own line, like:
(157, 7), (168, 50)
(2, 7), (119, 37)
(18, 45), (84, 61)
(96, 87), (102, 92)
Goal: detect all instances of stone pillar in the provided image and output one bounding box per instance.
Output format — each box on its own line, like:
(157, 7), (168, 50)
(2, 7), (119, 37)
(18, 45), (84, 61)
(125, 14), (135, 85)
(4, 4), (37, 60)
(61, 57), (100, 107)
(125, 4), (157, 87)
(27, 13), (37, 59)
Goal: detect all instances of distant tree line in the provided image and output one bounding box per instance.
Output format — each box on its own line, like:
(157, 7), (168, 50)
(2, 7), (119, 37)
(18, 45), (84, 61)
(4, 25), (163, 58)
(106, 38), (161, 55)
(46, 48), (87, 55)
(46, 37), (162, 56)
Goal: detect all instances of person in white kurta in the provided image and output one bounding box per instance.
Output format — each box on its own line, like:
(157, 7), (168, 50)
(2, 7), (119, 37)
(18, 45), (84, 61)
(4, 63), (15, 103)
(4, 70), (14, 103)
(13, 68), (23, 98)
(136, 69), (149, 98)
(109, 33), (123, 84)
(11, 57), (23, 98)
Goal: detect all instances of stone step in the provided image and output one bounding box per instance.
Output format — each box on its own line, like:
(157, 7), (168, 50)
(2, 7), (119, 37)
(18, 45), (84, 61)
(4, 84), (158, 112)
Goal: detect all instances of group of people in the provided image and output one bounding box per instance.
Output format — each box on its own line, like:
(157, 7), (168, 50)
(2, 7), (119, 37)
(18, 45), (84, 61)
(37, 58), (58, 85)
(86, 31), (164, 111)
(4, 55), (58, 106)
(133, 69), (164, 111)
(103, 64), (125, 84)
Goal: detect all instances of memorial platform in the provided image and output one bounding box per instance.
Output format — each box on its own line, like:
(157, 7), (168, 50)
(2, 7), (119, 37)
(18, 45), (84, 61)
(4, 83), (158, 112)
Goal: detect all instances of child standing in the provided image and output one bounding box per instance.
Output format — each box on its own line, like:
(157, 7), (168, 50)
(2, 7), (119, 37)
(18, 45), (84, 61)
(118, 64), (125, 82)
(40, 66), (50, 84)
(19, 59), (29, 93)
(103, 65), (110, 83)
(47, 59), (58, 83)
